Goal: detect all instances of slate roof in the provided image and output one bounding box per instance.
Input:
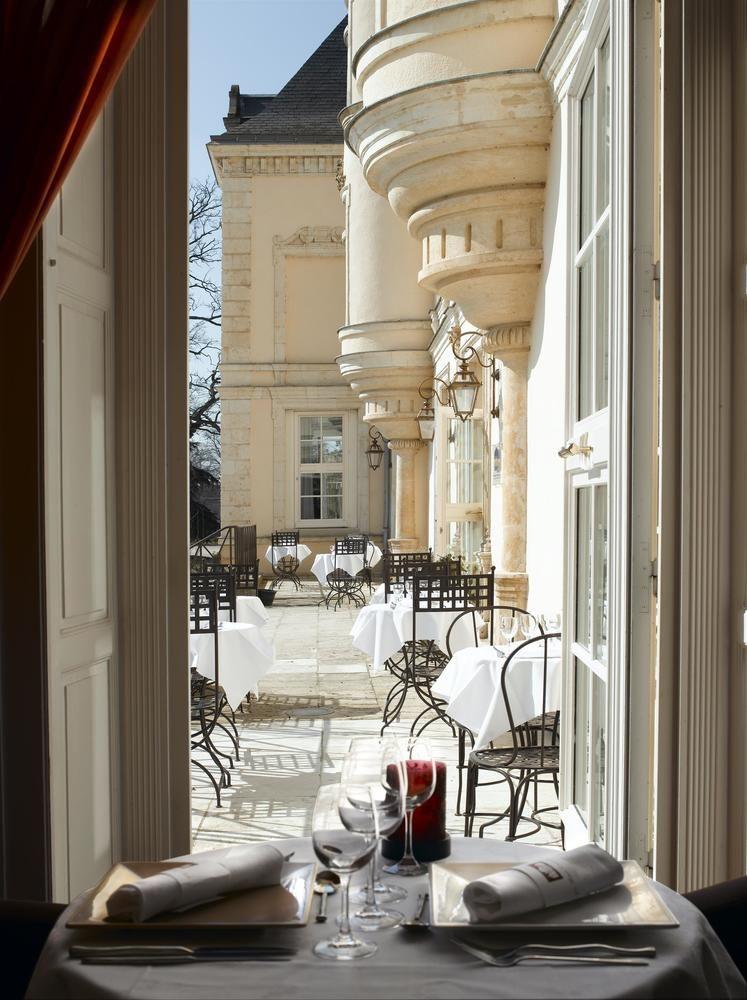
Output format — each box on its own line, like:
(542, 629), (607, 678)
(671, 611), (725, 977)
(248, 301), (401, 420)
(212, 17), (346, 146)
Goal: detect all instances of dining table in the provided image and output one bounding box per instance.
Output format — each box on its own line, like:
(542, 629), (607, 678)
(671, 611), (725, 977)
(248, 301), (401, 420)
(189, 621), (275, 710)
(350, 598), (478, 674)
(432, 640), (562, 750)
(27, 836), (745, 999)
(311, 542), (383, 587)
(265, 543), (312, 566)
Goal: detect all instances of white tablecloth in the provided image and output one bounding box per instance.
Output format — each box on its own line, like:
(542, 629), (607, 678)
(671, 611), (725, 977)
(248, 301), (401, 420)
(264, 543), (312, 565)
(350, 600), (479, 673)
(369, 583), (386, 604)
(190, 622), (274, 709)
(236, 595), (270, 628)
(310, 543), (382, 585)
(28, 836), (745, 1000)
(432, 642), (562, 749)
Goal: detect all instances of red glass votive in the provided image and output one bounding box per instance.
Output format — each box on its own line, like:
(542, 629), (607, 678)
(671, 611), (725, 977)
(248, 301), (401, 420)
(381, 759), (451, 863)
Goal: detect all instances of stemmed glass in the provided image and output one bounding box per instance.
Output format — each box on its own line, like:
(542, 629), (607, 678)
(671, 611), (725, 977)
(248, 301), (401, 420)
(499, 613), (519, 647)
(519, 612), (539, 641)
(383, 737), (436, 877)
(311, 783), (378, 960)
(341, 738), (406, 930)
(543, 611), (562, 634)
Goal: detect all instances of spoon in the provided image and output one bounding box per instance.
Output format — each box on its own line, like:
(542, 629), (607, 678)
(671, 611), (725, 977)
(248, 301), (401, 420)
(399, 891), (430, 929)
(313, 870), (340, 922)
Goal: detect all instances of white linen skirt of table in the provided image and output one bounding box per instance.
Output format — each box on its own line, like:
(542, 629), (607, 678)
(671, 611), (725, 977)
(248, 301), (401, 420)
(264, 543), (312, 565)
(369, 583), (386, 604)
(28, 836), (745, 1000)
(235, 595), (270, 628)
(350, 602), (478, 673)
(189, 622), (274, 709)
(432, 642), (562, 749)
(311, 553), (367, 585)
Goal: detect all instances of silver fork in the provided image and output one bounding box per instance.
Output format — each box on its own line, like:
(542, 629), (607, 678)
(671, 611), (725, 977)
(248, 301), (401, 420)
(452, 939), (650, 968)
(457, 940), (656, 961)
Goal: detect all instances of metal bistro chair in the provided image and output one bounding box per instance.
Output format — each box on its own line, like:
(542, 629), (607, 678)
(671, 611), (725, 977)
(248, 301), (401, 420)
(322, 537), (367, 610)
(463, 631), (563, 843)
(445, 606), (544, 817)
(189, 585), (230, 807)
(382, 549), (433, 601)
(270, 530), (302, 591)
(201, 565), (237, 621)
(346, 533), (373, 592)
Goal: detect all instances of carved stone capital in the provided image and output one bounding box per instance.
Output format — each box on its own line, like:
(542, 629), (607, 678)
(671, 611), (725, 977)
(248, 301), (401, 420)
(494, 572), (530, 611)
(388, 438), (425, 454)
(482, 324), (532, 356)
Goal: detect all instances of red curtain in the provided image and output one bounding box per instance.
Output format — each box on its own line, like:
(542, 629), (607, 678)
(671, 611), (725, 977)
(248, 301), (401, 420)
(0, 0), (157, 301)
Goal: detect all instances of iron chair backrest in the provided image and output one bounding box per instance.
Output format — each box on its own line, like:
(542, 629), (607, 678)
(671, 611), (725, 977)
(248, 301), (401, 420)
(410, 569), (495, 649)
(500, 632), (561, 767)
(272, 530), (299, 546)
(189, 583), (219, 693)
(335, 536), (366, 556)
(433, 555), (462, 577)
(383, 549), (433, 599)
(192, 570), (236, 622)
(444, 604), (544, 658)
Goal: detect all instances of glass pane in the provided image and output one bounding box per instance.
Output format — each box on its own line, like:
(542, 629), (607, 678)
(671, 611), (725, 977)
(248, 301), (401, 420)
(324, 472), (343, 496)
(575, 488), (592, 650)
(592, 672), (606, 843)
(594, 485), (608, 664)
(447, 419), (483, 505)
(300, 495), (320, 519)
(447, 520), (483, 568)
(300, 474), (320, 496)
(597, 34), (611, 214)
(580, 73), (595, 245)
(322, 436), (343, 464)
(573, 660), (590, 819)
(300, 441), (320, 464)
(323, 495), (343, 520)
(595, 225), (609, 410)
(578, 255), (593, 419)
(322, 416), (343, 436)
(300, 416), (321, 440)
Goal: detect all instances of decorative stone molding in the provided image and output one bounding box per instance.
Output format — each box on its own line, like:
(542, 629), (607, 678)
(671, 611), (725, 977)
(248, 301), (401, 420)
(345, 0), (555, 331)
(210, 145), (342, 178)
(388, 438), (425, 453)
(482, 324), (532, 355)
(273, 225), (345, 362)
(495, 571), (530, 611)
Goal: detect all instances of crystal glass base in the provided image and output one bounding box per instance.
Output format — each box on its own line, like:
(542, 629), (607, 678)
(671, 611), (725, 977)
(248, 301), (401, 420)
(383, 856), (428, 877)
(352, 880), (407, 904)
(313, 935), (377, 961)
(350, 906), (403, 932)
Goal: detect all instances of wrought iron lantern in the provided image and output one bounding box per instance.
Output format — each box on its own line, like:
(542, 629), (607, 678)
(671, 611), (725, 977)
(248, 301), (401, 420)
(416, 376), (450, 441)
(447, 324), (496, 422)
(365, 427), (385, 470)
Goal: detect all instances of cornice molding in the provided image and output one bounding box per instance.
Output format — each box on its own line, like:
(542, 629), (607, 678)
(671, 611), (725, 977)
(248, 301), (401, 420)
(211, 148), (342, 178)
(482, 324), (532, 355)
(388, 438), (425, 452)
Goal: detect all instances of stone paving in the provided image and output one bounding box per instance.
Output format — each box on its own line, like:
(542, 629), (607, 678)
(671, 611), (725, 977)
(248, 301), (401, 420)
(191, 582), (562, 853)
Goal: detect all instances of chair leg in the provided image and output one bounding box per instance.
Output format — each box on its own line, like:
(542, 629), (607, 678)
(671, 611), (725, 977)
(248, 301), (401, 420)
(456, 728), (466, 816)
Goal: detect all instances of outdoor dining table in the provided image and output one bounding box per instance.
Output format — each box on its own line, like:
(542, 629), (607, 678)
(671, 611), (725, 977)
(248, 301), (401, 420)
(311, 542), (383, 586)
(27, 835), (744, 1000)
(432, 640), (562, 750)
(264, 543), (312, 565)
(189, 621), (274, 710)
(350, 598), (479, 674)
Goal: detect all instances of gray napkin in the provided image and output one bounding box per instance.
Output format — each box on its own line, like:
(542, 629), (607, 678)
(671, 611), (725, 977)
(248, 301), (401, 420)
(463, 844), (624, 923)
(106, 844), (285, 922)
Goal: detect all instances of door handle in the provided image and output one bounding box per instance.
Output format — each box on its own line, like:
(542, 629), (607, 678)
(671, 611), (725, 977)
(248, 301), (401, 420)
(558, 440), (593, 459)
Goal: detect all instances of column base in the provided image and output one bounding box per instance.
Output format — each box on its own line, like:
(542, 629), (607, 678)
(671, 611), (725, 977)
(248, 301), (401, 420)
(388, 537), (420, 553)
(495, 572), (529, 610)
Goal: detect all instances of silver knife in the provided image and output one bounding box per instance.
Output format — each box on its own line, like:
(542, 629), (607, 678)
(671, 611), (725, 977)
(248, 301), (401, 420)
(71, 944), (295, 964)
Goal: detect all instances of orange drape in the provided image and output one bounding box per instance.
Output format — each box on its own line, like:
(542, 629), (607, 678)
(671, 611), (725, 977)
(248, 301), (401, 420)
(0, 0), (157, 301)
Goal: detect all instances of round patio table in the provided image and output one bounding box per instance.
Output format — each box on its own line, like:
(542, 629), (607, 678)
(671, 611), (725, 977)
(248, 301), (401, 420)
(28, 837), (744, 999)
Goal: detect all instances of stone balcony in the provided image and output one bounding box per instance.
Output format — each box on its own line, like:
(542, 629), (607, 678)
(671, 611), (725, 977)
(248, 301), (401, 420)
(345, 0), (554, 330)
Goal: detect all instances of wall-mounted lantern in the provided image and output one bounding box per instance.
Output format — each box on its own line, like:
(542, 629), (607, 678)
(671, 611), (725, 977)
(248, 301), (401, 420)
(365, 427), (385, 470)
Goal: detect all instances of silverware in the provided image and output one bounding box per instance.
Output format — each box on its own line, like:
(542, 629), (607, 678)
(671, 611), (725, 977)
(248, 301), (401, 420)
(70, 944), (295, 965)
(452, 938), (649, 968)
(400, 892), (429, 928)
(313, 869), (340, 922)
(457, 940), (656, 961)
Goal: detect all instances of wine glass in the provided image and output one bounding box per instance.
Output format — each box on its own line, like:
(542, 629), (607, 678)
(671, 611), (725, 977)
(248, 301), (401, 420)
(383, 737), (436, 877)
(311, 783), (378, 960)
(544, 611), (562, 633)
(519, 613), (538, 641)
(499, 613), (519, 647)
(341, 740), (406, 930)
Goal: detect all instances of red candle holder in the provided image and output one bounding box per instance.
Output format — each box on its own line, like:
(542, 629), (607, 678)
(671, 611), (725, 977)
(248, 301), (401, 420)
(381, 759), (451, 863)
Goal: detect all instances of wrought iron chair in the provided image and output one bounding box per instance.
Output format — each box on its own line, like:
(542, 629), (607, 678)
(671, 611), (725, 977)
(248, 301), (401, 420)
(462, 631), (563, 843)
(189, 585), (229, 807)
(346, 532), (373, 591)
(200, 565), (237, 621)
(269, 530), (302, 591)
(444, 605), (544, 816)
(382, 549), (433, 600)
(322, 537), (367, 609)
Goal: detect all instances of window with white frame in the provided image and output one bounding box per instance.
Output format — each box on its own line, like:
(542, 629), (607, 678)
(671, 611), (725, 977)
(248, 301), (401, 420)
(443, 412), (484, 568)
(297, 414), (345, 524)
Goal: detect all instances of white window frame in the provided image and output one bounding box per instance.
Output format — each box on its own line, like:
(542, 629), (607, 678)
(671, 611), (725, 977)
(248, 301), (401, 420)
(437, 405), (484, 563)
(293, 410), (356, 529)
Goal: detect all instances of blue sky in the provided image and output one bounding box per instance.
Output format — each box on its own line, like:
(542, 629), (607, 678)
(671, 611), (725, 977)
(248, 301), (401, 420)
(190, 0), (347, 181)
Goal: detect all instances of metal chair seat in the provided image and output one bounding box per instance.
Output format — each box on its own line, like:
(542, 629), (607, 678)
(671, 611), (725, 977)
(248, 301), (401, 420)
(469, 743), (560, 773)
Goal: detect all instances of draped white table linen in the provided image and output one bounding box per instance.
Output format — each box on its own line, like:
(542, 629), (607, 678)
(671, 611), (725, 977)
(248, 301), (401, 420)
(190, 622), (274, 709)
(264, 544), (312, 565)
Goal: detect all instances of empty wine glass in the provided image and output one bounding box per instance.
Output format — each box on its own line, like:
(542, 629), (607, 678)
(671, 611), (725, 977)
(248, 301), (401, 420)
(311, 783), (378, 960)
(341, 740), (405, 930)
(544, 611), (562, 633)
(519, 613), (538, 640)
(383, 737), (436, 877)
(499, 613), (519, 647)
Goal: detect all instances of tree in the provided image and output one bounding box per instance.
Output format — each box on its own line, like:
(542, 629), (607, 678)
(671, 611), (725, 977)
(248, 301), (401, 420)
(189, 179), (222, 537)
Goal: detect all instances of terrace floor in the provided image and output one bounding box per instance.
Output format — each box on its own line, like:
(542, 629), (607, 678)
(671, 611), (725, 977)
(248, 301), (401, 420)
(191, 582), (562, 853)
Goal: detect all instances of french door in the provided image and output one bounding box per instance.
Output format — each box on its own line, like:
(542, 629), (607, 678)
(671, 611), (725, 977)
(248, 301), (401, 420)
(561, 28), (611, 848)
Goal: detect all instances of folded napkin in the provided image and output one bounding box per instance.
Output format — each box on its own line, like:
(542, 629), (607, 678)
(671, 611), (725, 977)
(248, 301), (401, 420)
(106, 844), (285, 922)
(463, 844), (624, 923)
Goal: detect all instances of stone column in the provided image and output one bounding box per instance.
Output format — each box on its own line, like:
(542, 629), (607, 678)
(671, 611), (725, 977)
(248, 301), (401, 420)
(483, 325), (530, 608)
(388, 438), (424, 551)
